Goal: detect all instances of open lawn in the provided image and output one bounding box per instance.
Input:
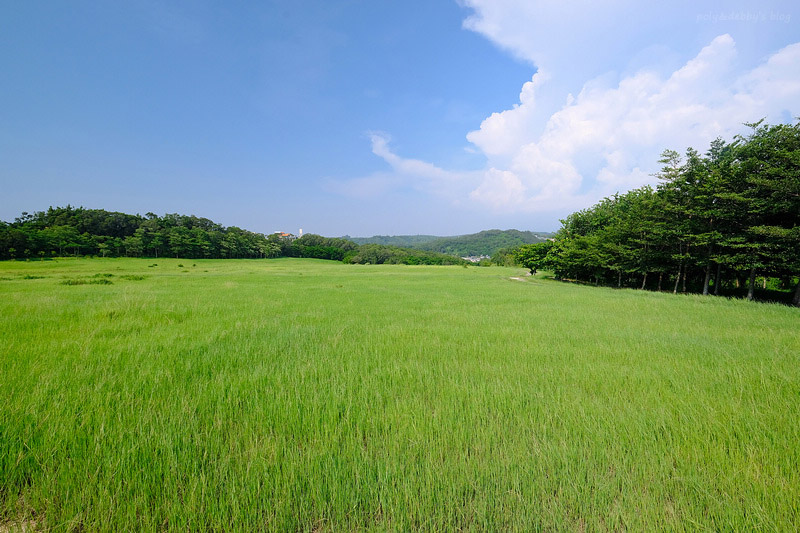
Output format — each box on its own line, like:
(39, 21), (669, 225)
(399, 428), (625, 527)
(1, 258), (799, 531)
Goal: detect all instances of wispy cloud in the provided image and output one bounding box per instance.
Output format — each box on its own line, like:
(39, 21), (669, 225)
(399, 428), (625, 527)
(325, 132), (481, 201)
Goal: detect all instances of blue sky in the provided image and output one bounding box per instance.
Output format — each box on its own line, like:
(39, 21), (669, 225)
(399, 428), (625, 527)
(2, 1), (798, 236)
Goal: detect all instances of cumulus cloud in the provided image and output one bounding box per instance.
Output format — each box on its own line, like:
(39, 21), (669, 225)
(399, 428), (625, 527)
(469, 169), (526, 210)
(467, 35), (800, 213)
(461, 0), (640, 70)
(465, 72), (549, 160)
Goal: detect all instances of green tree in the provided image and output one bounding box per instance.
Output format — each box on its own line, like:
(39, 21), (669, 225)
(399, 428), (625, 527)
(513, 242), (553, 276)
(123, 234), (143, 257)
(732, 121), (800, 303)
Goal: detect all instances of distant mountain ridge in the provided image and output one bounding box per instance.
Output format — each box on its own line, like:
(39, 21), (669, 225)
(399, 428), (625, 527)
(342, 235), (441, 247)
(343, 229), (554, 257)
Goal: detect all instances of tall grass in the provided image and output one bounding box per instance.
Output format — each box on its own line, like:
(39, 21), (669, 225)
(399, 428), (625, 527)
(1, 258), (799, 531)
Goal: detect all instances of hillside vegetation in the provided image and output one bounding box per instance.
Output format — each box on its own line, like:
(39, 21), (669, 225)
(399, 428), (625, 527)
(2, 258), (798, 531)
(343, 234), (441, 247)
(417, 229), (551, 257)
(346, 229), (552, 257)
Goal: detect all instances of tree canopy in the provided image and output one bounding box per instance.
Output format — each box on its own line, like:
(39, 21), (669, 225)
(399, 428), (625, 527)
(529, 120), (800, 305)
(513, 242), (554, 276)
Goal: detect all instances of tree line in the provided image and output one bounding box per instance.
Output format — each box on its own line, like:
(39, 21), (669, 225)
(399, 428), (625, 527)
(0, 207), (466, 266)
(0, 208), (284, 260)
(505, 120), (800, 305)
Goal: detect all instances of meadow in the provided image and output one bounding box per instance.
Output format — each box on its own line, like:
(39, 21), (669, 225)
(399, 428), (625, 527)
(1, 257), (798, 531)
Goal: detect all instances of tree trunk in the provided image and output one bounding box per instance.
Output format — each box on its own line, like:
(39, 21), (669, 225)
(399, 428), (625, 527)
(702, 263), (711, 296)
(714, 263), (722, 296)
(657, 272), (663, 292)
(683, 245), (690, 293)
(673, 264), (681, 294)
(793, 279), (800, 307)
(747, 267), (756, 301)
(617, 270), (622, 288)
(641, 272), (648, 290)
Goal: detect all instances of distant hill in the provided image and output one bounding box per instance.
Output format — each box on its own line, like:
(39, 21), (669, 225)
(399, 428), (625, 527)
(342, 235), (441, 247)
(343, 229), (554, 258)
(418, 229), (553, 257)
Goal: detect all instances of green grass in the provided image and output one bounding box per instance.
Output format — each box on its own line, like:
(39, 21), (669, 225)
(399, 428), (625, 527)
(1, 258), (799, 531)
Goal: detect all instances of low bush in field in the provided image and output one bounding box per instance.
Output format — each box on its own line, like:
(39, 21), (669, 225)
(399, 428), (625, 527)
(60, 278), (113, 285)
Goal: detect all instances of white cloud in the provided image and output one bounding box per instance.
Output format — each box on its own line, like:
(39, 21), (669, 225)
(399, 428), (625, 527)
(465, 72), (549, 159)
(736, 41), (800, 104)
(466, 35), (800, 213)
(368, 132), (458, 185)
(461, 0), (640, 69)
(469, 169), (525, 210)
(325, 133), (481, 200)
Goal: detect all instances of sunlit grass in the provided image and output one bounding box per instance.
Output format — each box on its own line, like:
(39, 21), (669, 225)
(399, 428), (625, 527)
(1, 257), (799, 531)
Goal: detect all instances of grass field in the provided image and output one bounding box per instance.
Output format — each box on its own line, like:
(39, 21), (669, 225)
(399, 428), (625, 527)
(1, 258), (799, 531)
